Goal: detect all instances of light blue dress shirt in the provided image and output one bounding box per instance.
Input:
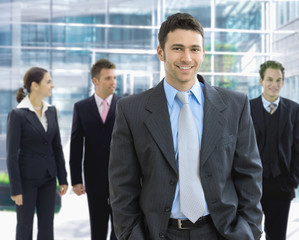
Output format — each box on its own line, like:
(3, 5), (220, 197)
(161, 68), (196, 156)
(163, 78), (209, 219)
(261, 95), (280, 113)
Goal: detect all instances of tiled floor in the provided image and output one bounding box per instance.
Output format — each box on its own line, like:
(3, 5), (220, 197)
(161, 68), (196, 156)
(1, 191), (299, 240)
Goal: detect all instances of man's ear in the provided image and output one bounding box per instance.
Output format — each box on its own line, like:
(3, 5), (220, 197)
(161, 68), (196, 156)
(259, 78), (263, 86)
(157, 45), (164, 61)
(92, 77), (99, 85)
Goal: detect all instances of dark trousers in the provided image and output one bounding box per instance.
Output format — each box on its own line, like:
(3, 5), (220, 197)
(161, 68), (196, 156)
(261, 198), (291, 240)
(87, 192), (117, 240)
(165, 219), (226, 240)
(16, 177), (56, 240)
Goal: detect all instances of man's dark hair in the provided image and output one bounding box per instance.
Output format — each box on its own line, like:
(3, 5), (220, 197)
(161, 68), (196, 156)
(158, 13), (204, 51)
(259, 60), (285, 80)
(91, 58), (116, 79)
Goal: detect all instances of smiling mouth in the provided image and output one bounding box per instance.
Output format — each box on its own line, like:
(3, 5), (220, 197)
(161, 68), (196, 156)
(178, 66), (193, 70)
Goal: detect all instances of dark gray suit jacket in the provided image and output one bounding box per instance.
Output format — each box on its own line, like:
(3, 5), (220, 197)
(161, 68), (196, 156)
(109, 76), (263, 240)
(6, 106), (68, 196)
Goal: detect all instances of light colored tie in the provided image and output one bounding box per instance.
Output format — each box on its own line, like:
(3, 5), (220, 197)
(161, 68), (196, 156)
(269, 103), (277, 114)
(101, 99), (109, 123)
(177, 91), (205, 223)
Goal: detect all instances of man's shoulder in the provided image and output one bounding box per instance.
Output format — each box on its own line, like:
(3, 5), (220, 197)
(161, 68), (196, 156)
(114, 94), (122, 100)
(74, 95), (94, 107)
(118, 87), (155, 105)
(249, 96), (261, 104)
(281, 96), (299, 105)
(280, 96), (299, 110)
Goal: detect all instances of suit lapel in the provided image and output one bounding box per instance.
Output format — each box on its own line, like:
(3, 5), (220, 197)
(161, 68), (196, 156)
(200, 81), (227, 166)
(252, 96), (265, 138)
(88, 95), (103, 123)
(24, 109), (47, 139)
(144, 81), (177, 174)
(106, 94), (118, 123)
(278, 97), (288, 138)
(45, 107), (55, 137)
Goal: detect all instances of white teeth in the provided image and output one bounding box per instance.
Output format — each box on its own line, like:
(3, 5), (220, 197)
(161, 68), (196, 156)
(179, 66), (192, 70)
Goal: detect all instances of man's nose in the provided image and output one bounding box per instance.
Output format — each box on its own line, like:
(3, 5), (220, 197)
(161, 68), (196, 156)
(181, 50), (192, 62)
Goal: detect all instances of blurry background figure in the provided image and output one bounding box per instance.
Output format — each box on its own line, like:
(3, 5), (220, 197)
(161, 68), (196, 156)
(6, 67), (68, 240)
(69, 59), (120, 240)
(250, 60), (299, 240)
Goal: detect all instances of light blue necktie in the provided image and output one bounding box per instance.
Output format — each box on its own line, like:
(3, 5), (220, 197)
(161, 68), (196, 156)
(177, 91), (205, 223)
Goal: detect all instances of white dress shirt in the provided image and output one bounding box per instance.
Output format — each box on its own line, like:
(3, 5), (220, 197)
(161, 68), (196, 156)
(17, 95), (51, 131)
(94, 94), (113, 115)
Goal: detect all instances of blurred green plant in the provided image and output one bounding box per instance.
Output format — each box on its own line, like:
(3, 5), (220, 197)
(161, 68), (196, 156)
(0, 172), (9, 185)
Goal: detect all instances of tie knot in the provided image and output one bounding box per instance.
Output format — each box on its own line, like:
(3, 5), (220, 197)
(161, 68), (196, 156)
(102, 99), (108, 106)
(177, 92), (190, 104)
(269, 103), (277, 114)
(269, 103), (276, 108)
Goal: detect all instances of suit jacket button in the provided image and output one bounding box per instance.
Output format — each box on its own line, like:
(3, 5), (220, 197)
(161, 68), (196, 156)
(164, 207), (171, 212)
(159, 232), (165, 239)
(169, 180), (175, 185)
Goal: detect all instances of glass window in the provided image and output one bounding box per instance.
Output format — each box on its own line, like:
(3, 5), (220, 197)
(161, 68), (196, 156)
(214, 32), (262, 52)
(108, 28), (157, 49)
(216, 0), (262, 30)
(165, 0), (211, 28)
(212, 75), (260, 96)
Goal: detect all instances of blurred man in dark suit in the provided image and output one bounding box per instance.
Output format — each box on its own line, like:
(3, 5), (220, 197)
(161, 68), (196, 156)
(70, 59), (120, 240)
(250, 60), (299, 240)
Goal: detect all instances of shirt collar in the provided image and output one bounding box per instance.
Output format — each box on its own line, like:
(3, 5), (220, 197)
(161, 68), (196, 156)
(94, 93), (113, 106)
(164, 77), (203, 107)
(17, 95), (51, 113)
(261, 95), (280, 108)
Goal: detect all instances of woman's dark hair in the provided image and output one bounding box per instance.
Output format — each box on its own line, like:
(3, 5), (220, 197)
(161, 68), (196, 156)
(16, 67), (48, 103)
(158, 12), (204, 51)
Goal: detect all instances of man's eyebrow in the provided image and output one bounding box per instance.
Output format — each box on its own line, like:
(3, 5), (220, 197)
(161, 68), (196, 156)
(170, 44), (201, 48)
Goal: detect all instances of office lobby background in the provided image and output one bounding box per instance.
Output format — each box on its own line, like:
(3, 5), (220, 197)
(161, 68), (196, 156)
(1, 0), (299, 200)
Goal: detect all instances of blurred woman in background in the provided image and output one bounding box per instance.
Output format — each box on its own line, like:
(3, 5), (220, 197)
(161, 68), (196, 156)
(6, 67), (68, 240)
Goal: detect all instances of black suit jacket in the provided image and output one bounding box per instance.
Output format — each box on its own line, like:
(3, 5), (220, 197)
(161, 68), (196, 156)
(250, 96), (299, 191)
(6, 106), (68, 196)
(69, 94), (121, 195)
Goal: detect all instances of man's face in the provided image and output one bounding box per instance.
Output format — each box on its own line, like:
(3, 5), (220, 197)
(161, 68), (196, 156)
(157, 29), (205, 91)
(260, 68), (284, 102)
(93, 68), (117, 99)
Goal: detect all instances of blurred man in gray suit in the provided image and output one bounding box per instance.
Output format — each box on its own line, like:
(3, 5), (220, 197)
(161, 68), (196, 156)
(109, 13), (263, 240)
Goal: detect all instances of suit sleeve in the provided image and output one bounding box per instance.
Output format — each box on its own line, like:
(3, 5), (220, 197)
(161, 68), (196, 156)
(69, 103), (84, 186)
(109, 101), (145, 240)
(290, 103), (299, 187)
(6, 109), (23, 196)
(232, 95), (263, 239)
(52, 107), (68, 186)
